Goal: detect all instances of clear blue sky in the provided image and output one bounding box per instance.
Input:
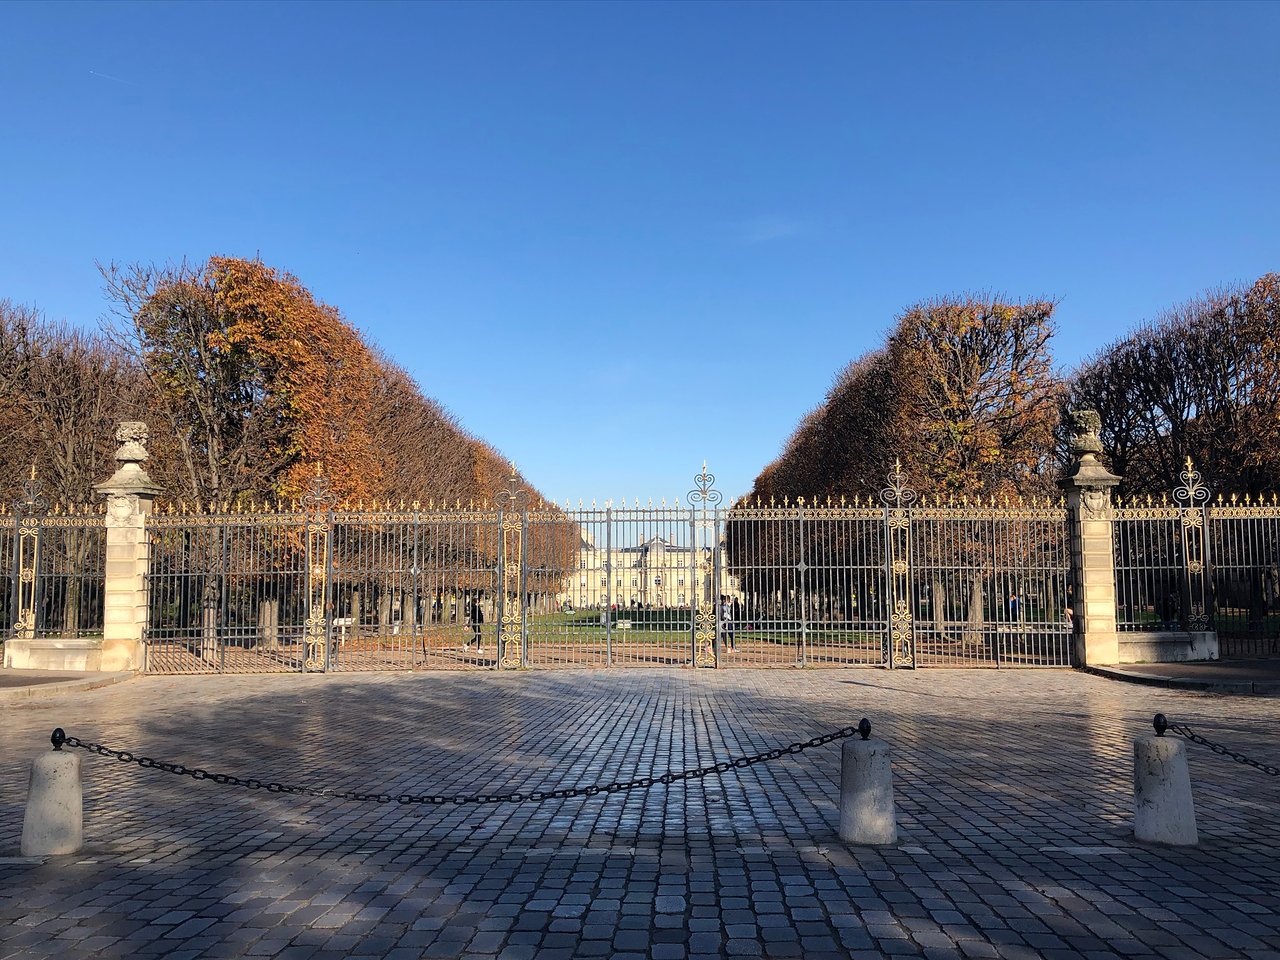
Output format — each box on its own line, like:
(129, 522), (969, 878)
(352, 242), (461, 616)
(2, 1), (1277, 504)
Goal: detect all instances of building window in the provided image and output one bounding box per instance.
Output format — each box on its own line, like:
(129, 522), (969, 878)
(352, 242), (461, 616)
(631, 578), (638, 587)
(580, 559), (587, 570)
(600, 576), (607, 586)
(579, 577), (587, 589)
(678, 593), (686, 605)
(678, 577), (685, 587)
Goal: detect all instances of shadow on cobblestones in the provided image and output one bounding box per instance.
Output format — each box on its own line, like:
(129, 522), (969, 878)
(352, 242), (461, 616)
(1, 670), (1278, 959)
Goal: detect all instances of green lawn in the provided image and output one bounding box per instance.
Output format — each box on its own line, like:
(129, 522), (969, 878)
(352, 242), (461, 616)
(526, 613), (884, 647)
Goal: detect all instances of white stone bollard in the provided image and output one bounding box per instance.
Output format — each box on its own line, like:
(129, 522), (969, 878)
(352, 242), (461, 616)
(21, 730), (83, 857)
(839, 720), (898, 846)
(1133, 717), (1197, 846)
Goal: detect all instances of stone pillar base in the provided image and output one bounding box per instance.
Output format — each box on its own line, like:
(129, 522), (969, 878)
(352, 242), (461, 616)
(1120, 631), (1219, 663)
(4, 638), (103, 671)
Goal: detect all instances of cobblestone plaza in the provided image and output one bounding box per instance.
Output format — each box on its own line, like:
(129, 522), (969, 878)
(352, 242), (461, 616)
(2, 670), (1278, 960)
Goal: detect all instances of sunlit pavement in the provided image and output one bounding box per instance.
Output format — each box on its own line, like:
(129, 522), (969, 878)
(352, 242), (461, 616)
(2, 669), (1278, 960)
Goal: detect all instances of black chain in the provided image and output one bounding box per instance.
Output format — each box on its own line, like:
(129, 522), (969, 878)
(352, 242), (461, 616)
(57, 723), (867, 806)
(1165, 721), (1280, 777)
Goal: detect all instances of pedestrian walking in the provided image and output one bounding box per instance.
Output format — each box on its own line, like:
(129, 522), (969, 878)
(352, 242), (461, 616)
(720, 594), (737, 652)
(464, 596), (484, 650)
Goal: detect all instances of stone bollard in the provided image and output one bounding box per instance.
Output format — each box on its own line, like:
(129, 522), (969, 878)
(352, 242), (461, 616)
(839, 718), (898, 845)
(21, 729), (83, 857)
(1133, 714), (1197, 846)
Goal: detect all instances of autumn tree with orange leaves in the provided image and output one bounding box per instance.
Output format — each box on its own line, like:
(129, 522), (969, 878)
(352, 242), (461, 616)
(744, 294), (1061, 503)
(101, 256), (575, 628)
(730, 295), (1062, 643)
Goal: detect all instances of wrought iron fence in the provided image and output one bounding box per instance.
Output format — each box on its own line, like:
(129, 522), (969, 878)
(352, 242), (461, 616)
(1112, 459), (1280, 656)
(724, 504), (890, 667)
(327, 506), (504, 671)
(1207, 498), (1280, 657)
(135, 465), (1079, 673)
(724, 466), (1072, 669)
(33, 509), (107, 638)
(528, 505), (703, 668)
(1113, 501), (1187, 632)
(144, 500), (511, 674)
(908, 502), (1071, 668)
(146, 508), (310, 673)
(1, 481), (106, 658)
(0, 506), (15, 644)
(35, 457), (1265, 675)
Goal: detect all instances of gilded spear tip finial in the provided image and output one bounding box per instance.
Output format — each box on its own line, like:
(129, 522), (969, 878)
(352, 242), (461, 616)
(30, 463), (36, 481)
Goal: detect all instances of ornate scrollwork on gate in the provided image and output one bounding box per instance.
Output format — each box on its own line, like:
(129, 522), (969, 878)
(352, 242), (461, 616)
(689, 464), (721, 668)
(694, 547), (717, 667)
(1173, 457), (1211, 631)
(688, 461), (723, 509)
(495, 467), (528, 669)
(302, 468), (336, 672)
(13, 466), (48, 641)
(881, 460), (916, 668)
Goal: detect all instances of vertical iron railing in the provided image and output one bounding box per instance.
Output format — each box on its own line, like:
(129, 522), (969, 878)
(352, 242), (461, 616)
(145, 509), (309, 674)
(34, 507), (107, 639)
(883, 460), (917, 668)
(1113, 458), (1212, 634)
(1207, 495), (1280, 657)
(0, 505), (16, 651)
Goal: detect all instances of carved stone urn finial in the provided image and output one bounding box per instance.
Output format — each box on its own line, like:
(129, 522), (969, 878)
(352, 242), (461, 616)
(96, 420), (163, 501)
(1067, 409), (1105, 458)
(114, 421), (151, 464)
(1059, 409), (1120, 511)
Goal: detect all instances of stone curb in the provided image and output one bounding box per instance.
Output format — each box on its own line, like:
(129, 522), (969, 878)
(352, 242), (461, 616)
(1081, 664), (1280, 697)
(0, 672), (136, 702)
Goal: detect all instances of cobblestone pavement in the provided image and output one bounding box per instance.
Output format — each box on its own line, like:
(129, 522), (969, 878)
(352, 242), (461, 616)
(1, 669), (1278, 960)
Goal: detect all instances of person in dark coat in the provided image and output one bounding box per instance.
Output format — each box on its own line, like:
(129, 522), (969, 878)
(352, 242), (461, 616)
(464, 597), (484, 650)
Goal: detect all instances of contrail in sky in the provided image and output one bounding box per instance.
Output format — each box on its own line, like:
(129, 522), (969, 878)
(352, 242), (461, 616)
(89, 70), (137, 86)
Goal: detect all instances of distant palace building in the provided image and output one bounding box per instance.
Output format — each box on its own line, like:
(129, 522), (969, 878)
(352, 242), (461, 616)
(555, 531), (741, 611)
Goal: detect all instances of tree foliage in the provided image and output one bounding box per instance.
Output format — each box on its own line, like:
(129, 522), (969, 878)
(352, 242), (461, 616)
(0, 300), (149, 505)
(99, 255), (549, 509)
(1064, 274), (1280, 496)
(747, 294), (1062, 503)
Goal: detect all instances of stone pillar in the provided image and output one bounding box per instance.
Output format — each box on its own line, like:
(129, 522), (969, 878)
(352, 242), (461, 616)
(94, 422), (162, 672)
(1059, 410), (1122, 667)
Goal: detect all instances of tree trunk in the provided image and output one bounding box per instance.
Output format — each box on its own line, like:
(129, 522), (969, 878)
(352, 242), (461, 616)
(964, 577), (984, 648)
(404, 588), (418, 629)
(378, 591), (393, 634)
(201, 579), (219, 662)
(258, 598), (279, 649)
(931, 577), (945, 639)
